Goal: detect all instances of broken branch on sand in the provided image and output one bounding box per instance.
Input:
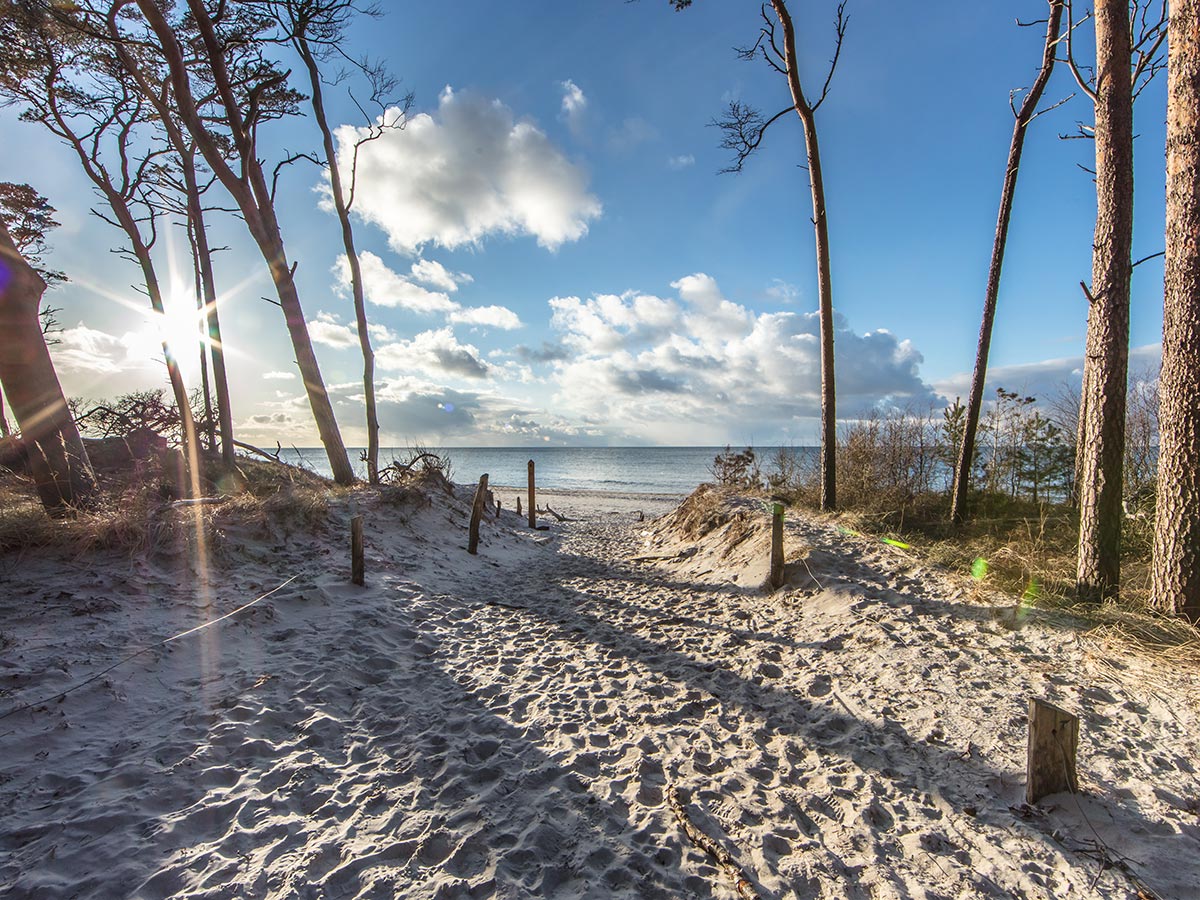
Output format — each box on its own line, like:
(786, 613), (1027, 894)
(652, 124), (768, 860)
(537, 504), (568, 522)
(666, 783), (758, 900)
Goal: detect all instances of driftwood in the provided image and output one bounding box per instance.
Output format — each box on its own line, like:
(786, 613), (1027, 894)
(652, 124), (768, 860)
(666, 784), (758, 900)
(233, 438), (285, 463)
(538, 504), (568, 522)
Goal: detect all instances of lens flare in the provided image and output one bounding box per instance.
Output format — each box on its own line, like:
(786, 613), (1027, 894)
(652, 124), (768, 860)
(971, 557), (989, 580)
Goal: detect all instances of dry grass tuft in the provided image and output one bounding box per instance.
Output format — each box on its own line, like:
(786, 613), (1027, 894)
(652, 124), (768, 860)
(0, 454), (339, 559)
(661, 484), (746, 541)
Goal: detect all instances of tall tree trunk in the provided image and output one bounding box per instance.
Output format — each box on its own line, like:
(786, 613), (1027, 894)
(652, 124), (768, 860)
(771, 0), (836, 510)
(181, 148), (236, 469)
(187, 214), (217, 453)
(129, 0), (354, 485)
(1077, 0), (1133, 602)
(1151, 0), (1200, 621)
(951, 1), (1064, 524)
(296, 33), (380, 484)
(0, 220), (96, 512)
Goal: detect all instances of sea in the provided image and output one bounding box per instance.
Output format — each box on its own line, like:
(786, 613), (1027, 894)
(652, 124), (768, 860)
(278, 446), (817, 495)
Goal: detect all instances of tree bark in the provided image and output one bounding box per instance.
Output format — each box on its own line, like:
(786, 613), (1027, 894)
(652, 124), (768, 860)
(296, 32), (380, 485)
(771, 0), (836, 510)
(0, 219), (96, 512)
(129, 0), (355, 486)
(951, 1), (1064, 524)
(1151, 0), (1200, 621)
(1077, 0), (1133, 602)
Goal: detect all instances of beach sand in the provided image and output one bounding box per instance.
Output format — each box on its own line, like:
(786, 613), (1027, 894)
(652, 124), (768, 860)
(1, 480), (1198, 898)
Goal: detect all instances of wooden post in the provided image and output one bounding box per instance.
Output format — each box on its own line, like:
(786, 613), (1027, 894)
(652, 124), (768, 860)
(527, 459), (536, 528)
(351, 514), (364, 585)
(496, 498), (502, 517)
(1026, 698), (1079, 803)
(769, 502), (785, 589)
(468, 473), (489, 554)
(516, 495), (522, 517)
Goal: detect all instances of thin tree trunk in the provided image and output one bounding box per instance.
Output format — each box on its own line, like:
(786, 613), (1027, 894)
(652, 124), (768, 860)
(125, 228), (201, 492)
(0, 219), (96, 512)
(129, 0), (355, 486)
(1077, 0), (1133, 602)
(0, 389), (10, 437)
(771, 0), (836, 510)
(187, 214), (216, 453)
(952, 1), (1064, 524)
(296, 33), (380, 484)
(180, 147), (236, 469)
(1151, 0), (1200, 621)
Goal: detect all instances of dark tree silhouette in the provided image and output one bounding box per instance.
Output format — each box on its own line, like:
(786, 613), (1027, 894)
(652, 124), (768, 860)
(0, 215), (97, 512)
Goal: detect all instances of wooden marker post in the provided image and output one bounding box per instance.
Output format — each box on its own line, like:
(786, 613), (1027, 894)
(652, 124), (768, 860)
(516, 496), (522, 517)
(527, 459), (536, 528)
(769, 503), (785, 589)
(351, 515), (365, 585)
(468, 474), (489, 554)
(1026, 698), (1079, 803)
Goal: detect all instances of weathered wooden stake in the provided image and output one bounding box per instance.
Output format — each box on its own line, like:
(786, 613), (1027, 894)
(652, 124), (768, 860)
(527, 459), (536, 528)
(769, 502), (785, 589)
(468, 473), (489, 555)
(516, 495), (522, 517)
(1026, 698), (1079, 803)
(496, 498), (502, 517)
(351, 514), (364, 585)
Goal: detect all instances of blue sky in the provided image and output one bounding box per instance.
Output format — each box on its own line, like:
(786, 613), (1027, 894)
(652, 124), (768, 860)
(0, 0), (1169, 446)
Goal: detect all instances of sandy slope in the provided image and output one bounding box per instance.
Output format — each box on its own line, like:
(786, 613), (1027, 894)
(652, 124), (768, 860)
(0, 482), (1197, 899)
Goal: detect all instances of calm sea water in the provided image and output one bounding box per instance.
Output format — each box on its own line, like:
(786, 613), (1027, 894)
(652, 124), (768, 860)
(278, 446), (817, 495)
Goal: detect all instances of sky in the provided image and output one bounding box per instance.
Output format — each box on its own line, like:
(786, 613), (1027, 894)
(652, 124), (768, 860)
(0, 0), (1171, 448)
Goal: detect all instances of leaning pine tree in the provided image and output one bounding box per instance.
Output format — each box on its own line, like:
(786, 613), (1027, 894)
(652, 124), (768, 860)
(950, 1), (1064, 524)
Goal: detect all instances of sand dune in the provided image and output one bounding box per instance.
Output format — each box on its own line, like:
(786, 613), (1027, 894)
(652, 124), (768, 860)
(1, 481), (1197, 898)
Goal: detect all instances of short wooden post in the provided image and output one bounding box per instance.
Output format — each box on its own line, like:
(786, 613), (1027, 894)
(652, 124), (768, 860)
(1026, 698), (1079, 803)
(496, 498), (502, 517)
(527, 459), (536, 528)
(769, 502), (785, 589)
(468, 473), (489, 554)
(516, 496), (522, 517)
(351, 515), (364, 585)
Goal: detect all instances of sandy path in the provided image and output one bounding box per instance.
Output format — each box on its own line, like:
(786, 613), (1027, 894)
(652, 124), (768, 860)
(1, 488), (1197, 898)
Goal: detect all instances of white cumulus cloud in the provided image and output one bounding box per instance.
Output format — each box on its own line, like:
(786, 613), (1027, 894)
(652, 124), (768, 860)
(336, 251), (457, 313)
(307, 311), (360, 349)
(546, 274), (943, 443)
(334, 86), (601, 252)
(449, 305), (523, 330)
(409, 258), (471, 293)
(560, 79), (587, 135)
(376, 327), (491, 380)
